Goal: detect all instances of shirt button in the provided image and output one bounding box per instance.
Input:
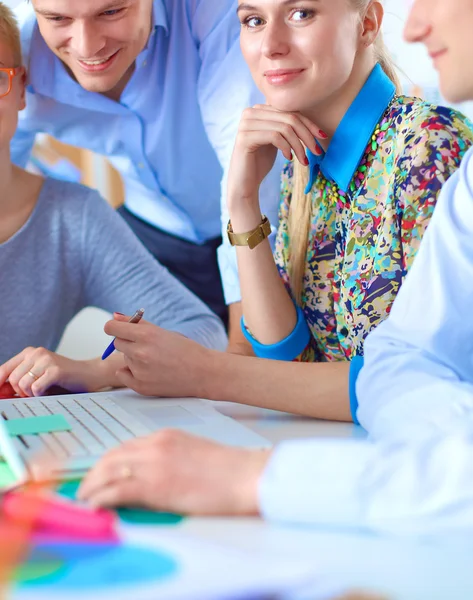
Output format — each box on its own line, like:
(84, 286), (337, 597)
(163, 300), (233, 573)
(143, 60), (147, 67)
(138, 163), (144, 169)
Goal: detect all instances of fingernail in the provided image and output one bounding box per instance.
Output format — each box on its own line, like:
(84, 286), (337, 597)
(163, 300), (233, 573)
(319, 130), (328, 139)
(315, 145), (323, 156)
(304, 156), (309, 166)
(114, 312), (125, 316)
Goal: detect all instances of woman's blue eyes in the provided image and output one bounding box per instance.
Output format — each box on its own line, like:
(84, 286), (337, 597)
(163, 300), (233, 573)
(292, 9), (312, 21)
(244, 17), (264, 28)
(242, 9), (314, 28)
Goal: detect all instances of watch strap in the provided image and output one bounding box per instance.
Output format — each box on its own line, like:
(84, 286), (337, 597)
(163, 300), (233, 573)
(227, 215), (271, 250)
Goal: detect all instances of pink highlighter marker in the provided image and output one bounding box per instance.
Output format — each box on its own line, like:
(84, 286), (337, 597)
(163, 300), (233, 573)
(2, 491), (119, 543)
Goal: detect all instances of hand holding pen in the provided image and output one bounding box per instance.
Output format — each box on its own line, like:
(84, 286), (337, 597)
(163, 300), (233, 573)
(102, 308), (145, 360)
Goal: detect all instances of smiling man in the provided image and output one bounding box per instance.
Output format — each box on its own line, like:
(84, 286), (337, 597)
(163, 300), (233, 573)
(12, 0), (282, 340)
(31, 0), (153, 100)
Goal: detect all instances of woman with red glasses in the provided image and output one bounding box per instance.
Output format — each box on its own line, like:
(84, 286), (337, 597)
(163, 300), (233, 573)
(0, 66), (21, 99)
(0, 3), (226, 399)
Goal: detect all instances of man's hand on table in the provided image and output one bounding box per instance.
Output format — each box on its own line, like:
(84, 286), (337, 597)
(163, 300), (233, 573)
(78, 429), (272, 516)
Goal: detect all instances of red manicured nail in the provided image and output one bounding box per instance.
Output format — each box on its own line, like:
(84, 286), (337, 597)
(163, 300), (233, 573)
(319, 130), (328, 139)
(114, 312), (125, 316)
(304, 156), (309, 166)
(315, 145), (323, 156)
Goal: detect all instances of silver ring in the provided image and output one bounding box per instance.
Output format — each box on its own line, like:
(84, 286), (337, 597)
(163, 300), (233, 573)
(27, 370), (40, 381)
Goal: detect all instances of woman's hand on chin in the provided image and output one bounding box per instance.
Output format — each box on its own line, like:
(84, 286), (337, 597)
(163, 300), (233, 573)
(227, 104), (325, 221)
(78, 429), (272, 516)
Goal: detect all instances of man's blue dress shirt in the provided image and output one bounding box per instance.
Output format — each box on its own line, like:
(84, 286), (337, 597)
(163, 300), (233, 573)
(12, 0), (282, 304)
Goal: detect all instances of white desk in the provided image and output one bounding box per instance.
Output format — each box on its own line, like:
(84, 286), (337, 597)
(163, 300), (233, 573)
(172, 401), (473, 600)
(210, 400), (366, 443)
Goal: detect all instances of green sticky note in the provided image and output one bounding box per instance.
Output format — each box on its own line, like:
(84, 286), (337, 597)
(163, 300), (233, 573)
(5, 415), (72, 437)
(118, 508), (183, 525)
(58, 480), (184, 525)
(0, 460), (16, 487)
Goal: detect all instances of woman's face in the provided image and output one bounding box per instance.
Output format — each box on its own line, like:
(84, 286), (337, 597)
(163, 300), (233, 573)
(0, 40), (25, 151)
(405, 0), (473, 104)
(238, 0), (362, 113)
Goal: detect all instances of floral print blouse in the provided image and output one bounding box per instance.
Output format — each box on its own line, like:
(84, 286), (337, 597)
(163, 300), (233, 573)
(274, 67), (473, 362)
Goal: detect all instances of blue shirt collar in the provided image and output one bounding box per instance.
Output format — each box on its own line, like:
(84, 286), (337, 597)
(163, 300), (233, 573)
(152, 0), (169, 34)
(305, 63), (396, 194)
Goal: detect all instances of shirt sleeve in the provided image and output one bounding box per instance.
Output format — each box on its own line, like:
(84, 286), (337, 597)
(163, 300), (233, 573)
(10, 126), (37, 169)
(78, 187), (227, 351)
(240, 305), (311, 360)
(191, 0), (283, 304)
(357, 146), (473, 442)
(259, 430), (473, 535)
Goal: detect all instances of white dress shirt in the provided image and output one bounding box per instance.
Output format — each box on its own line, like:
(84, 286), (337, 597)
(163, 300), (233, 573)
(259, 147), (473, 533)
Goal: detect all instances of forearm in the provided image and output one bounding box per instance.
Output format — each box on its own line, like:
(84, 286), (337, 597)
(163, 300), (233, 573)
(171, 313), (227, 352)
(200, 351), (351, 421)
(227, 303), (255, 355)
(229, 197), (297, 345)
(85, 355), (127, 391)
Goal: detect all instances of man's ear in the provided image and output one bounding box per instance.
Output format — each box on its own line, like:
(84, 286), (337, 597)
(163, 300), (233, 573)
(360, 1), (384, 49)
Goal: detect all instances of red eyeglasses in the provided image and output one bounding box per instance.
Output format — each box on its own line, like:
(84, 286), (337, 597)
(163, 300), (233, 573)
(0, 67), (22, 99)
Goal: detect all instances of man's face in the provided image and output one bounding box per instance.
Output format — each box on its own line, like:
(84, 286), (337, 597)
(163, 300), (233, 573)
(405, 0), (473, 104)
(31, 0), (153, 99)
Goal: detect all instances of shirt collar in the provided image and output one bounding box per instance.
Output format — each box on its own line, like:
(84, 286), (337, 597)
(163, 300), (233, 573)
(152, 0), (169, 34)
(305, 63), (396, 194)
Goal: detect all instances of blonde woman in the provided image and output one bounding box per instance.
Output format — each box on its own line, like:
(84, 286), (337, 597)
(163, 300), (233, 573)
(85, 0), (472, 424)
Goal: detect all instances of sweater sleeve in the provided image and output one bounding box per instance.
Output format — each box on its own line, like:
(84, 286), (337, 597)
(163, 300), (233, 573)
(76, 186), (227, 351)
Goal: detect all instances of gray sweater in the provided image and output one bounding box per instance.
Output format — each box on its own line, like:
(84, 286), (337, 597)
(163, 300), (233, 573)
(0, 178), (227, 364)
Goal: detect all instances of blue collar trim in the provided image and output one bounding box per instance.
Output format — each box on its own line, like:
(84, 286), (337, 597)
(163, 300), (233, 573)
(305, 64), (396, 194)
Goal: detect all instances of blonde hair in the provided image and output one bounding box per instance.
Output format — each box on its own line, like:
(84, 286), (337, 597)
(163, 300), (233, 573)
(0, 2), (22, 67)
(288, 0), (401, 304)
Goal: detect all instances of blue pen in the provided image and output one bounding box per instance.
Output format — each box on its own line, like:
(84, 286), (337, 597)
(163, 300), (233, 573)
(102, 308), (145, 360)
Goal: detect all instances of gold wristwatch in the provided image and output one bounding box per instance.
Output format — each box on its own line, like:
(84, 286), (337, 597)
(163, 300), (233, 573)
(227, 215), (271, 250)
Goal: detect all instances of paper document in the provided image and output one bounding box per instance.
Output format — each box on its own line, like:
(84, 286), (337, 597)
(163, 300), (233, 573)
(12, 527), (320, 600)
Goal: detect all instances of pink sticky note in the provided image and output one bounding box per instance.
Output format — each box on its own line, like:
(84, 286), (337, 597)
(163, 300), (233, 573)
(2, 492), (119, 544)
